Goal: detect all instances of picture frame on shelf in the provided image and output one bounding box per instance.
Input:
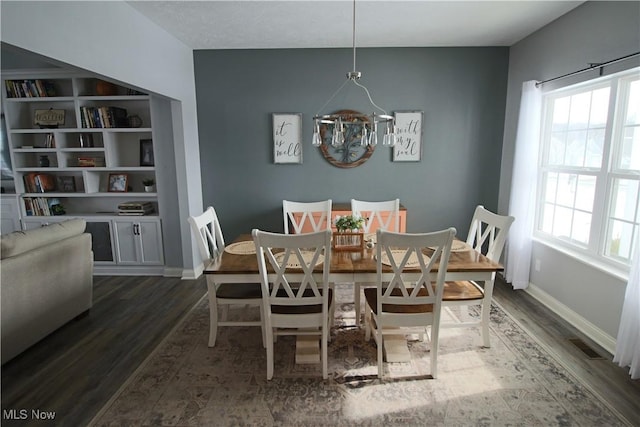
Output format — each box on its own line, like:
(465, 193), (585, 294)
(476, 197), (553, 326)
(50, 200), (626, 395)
(56, 176), (76, 192)
(140, 139), (154, 166)
(393, 111), (423, 162)
(272, 113), (302, 164)
(108, 173), (128, 192)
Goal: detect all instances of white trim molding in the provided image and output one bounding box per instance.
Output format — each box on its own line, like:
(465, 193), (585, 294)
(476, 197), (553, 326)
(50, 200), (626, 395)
(525, 282), (617, 355)
(180, 264), (203, 280)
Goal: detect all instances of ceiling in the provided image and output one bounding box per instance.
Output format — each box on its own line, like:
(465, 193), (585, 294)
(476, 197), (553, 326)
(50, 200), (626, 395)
(127, 0), (584, 50)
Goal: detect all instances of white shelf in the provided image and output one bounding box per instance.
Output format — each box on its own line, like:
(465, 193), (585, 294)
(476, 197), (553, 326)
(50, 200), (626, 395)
(5, 96), (75, 103)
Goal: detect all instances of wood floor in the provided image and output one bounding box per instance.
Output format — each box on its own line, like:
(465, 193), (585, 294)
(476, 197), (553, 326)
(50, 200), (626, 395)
(2, 274), (639, 427)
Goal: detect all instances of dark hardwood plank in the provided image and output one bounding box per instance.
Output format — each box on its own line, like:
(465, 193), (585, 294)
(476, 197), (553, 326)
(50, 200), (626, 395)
(1, 275), (206, 427)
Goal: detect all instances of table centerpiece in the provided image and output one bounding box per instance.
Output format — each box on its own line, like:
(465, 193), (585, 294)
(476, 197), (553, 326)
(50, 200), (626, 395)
(333, 214), (365, 251)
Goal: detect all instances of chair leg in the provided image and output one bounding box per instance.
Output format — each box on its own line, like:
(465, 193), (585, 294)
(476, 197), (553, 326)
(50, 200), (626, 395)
(431, 337), (438, 379)
(266, 329), (274, 380)
(206, 281), (219, 347)
(480, 300), (491, 348)
(329, 283), (336, 328)
(328, 283), (335, 343)
(377, 325), (384, 379)
(354, 283), (361, 326)
(480, 280), (495, 348)
(364, 302), (371, 341)
(259, 304), (266, 348)
(322, 322), (328, 380)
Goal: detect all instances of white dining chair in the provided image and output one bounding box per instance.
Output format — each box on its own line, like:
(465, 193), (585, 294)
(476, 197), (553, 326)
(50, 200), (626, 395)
(363, 227), (456, 379)
(441, 205), (514, 347)
(282, 199), (333, 234)
(351, 198), (400, 325)
(252, 229), (333, 380)
(188, 206), (264, 347)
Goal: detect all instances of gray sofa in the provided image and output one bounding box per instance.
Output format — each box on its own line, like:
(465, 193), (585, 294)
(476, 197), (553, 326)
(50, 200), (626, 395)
(1, 219), (93, 364)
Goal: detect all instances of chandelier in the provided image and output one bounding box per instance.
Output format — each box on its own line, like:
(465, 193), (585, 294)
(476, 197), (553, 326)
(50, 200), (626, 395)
(311, 0), (397, 149)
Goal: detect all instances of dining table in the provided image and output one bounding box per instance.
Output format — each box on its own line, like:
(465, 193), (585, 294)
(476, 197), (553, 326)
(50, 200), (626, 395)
(204, 233), (503, 284)
(203, 232), (504, 363)
(203, 233), (503, 361)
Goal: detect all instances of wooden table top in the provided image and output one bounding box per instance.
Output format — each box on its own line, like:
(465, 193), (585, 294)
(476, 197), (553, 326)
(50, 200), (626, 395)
(204, 234), (502, 275)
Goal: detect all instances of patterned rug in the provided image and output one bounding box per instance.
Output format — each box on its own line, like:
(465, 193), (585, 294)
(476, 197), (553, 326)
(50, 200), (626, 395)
(90, 285), (628, 426)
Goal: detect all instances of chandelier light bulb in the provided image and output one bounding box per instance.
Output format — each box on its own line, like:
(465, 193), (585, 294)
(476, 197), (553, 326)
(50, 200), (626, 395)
(389, 125), (398, 147)
(312, 122), (323, 147)
(312, 129), (322, 147)
(369, 121), (378, 146)
(360, 126), (368, 147)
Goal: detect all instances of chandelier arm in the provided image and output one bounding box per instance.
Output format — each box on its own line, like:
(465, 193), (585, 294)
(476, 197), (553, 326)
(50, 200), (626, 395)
(314, 78), (350, 117)
(353, 79), (389, 116)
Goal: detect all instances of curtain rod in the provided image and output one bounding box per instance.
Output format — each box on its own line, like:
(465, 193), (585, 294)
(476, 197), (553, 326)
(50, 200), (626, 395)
(536, 51), (640, 87)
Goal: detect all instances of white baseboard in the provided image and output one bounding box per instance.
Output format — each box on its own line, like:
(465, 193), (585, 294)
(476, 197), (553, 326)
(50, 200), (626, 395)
(181, 264), (203, 280)
(94, 265), (165, 276)
(94, 265), (201, 279)
(525, 282), (617, 355)
(163, 267), (185, 278)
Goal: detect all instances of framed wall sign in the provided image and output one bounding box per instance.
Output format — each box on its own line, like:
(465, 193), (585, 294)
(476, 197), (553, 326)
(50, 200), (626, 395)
(393, 111), (423, 162)
(273, 113), (302, 164)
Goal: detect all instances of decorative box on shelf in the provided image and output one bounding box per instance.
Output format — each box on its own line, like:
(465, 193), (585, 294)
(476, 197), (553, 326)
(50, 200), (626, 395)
(332, 231), (364, 251)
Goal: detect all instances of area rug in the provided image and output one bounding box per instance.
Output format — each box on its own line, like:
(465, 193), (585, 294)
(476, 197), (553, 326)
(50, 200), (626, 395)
(90, 285), (629, 426)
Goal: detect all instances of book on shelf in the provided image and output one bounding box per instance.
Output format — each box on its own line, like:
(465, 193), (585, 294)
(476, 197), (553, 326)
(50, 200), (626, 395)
(22, 197), (65, 216)
(23, 173), (56, 193)
(79, 106), (128, 128)
(5, 79), (55, 98)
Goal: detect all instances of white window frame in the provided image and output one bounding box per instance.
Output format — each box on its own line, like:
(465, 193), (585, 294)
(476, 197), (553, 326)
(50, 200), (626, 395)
(534, 67), (640, 276)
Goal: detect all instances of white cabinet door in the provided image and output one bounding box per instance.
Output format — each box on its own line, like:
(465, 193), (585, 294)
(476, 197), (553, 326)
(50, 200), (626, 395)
(137, 220), (164, 264)
(114, 218), (163, 265)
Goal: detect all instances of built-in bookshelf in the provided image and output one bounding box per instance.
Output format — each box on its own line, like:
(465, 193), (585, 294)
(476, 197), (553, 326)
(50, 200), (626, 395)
(2, 72), (164, 273)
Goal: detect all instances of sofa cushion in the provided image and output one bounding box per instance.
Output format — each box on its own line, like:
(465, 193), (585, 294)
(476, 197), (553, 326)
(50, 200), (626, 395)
(1, 219), (86, 259)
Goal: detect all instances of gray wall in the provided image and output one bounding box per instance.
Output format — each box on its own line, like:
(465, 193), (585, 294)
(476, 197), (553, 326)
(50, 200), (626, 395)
(498, 1), (640, 344)
(194, 47), (508, 240)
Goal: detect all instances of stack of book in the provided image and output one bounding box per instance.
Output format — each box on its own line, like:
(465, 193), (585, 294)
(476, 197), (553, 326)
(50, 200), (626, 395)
(117, 201), (155, 216)
(80, 106), (129, 128)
